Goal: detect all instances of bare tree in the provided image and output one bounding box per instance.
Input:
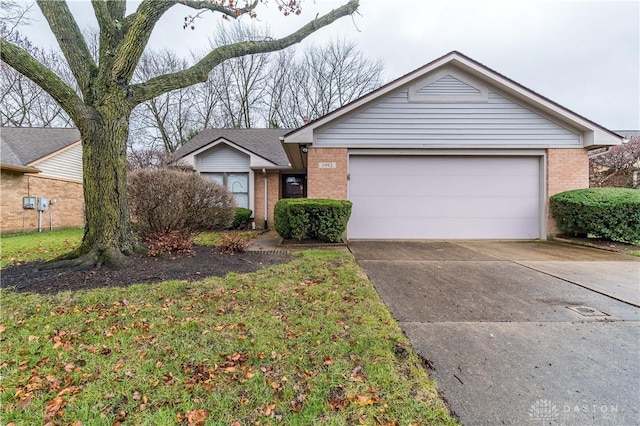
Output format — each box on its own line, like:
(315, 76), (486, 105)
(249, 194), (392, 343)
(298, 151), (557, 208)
(133, 50), (201, 152)
(0, 24), (73, 127)
(266, 38), (384, 128)
(1, 0), (360, 267)
(207, 21), (272, 128)
(590, 135), (640, 188)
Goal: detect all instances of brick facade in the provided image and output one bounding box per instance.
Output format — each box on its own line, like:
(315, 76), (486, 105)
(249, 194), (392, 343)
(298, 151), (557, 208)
(253, 171), (281, 229)
(1, 171), (85, 234)
(546, 148), (589, 235)
(306, 148), (348, 199)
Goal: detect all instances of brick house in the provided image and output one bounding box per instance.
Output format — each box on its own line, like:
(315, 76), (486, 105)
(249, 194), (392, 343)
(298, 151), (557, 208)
(176, 51), (623, 239)
(1, 127), (84, 234)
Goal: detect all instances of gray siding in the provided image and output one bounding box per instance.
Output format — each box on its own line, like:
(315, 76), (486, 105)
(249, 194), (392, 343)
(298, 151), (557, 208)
(316, 89), (581, 146)
(36, 144), (83, 181)
(197, 144), (249, 171)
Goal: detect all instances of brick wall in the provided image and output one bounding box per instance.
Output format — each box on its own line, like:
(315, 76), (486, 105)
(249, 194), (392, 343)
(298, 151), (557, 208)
(546, 148), (589, 235)
(306, 148), (348, 199)
(253, 171), (280, 229)
(1, 171), (84, 234)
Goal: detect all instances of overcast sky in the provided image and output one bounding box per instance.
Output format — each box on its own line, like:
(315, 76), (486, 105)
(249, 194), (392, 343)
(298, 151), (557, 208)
(14, 0), (640, 131)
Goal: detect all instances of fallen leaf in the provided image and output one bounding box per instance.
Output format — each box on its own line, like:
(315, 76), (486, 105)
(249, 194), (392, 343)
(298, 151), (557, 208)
(17, 396), (32, 409)
(185, 409), (207, 425)
(44, 397), (66, 421)
(265, 403), (276, 416)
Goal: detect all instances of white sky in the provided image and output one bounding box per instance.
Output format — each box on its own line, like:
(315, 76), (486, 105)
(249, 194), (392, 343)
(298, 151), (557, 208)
(15, 0), (640, 130)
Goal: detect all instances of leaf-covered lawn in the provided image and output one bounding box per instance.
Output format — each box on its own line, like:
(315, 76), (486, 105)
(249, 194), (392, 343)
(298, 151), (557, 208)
(0, 250), (456, 425)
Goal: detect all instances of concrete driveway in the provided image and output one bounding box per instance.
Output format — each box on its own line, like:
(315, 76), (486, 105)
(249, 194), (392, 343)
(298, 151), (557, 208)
(349, 240), (640, 425)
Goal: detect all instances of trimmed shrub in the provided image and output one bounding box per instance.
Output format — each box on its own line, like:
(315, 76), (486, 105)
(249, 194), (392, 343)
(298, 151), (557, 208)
(128, 168), (236, 239)
(550, 188), (640, 243)
(274, 199), (352, 243)
(231, 208), (253, 229)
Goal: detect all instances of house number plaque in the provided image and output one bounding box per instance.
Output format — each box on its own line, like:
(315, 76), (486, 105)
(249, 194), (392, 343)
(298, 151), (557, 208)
(318, 162), (337, 169)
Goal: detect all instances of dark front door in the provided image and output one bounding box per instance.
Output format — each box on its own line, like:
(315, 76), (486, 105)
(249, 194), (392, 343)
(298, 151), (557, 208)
(282, 174), (306, 198)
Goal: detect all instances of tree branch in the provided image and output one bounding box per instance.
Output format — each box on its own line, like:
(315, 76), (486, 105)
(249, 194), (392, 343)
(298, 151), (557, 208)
(0, 38), (88, 122)
(36, 0), (97, 99)
(129, 0), (359, 104)
(180, 0), (260, 18)
(110, 0), (175, 83)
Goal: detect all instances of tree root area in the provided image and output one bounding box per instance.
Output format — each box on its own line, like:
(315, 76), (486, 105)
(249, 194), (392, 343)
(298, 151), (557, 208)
(1, 246), (291, 295)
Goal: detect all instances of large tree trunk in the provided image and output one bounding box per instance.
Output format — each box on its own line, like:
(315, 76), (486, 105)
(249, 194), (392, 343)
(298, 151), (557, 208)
(52, 96), (138, 269)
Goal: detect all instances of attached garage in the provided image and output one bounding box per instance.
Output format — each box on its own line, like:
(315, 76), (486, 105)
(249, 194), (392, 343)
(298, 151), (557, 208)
(348, 155), (541, 239)
(282, 51), (623, 240)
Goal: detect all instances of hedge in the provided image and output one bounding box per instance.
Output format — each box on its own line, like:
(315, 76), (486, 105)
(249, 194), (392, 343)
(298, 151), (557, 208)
(231, 208), (252, 229)
(274, 199), (353, 243)
(549, 188), (640, 243)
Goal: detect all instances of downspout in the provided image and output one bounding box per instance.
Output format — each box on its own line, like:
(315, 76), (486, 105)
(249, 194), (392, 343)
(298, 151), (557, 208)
(262, 168), (268, 229)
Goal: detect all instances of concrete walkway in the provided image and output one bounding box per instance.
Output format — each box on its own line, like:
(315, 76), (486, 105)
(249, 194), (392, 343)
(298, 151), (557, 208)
(349, 240), (640, 425)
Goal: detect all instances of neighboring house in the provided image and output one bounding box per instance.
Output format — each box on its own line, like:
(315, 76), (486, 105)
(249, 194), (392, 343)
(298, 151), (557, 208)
(177, 51), (623, 240)
(589, 131), (640, 188)
(1, 127), (84, 233)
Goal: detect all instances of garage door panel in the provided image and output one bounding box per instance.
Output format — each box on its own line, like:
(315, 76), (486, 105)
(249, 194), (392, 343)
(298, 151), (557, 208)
(351, 195), (539, 219)
(352, 175), (537, 198)
(348, 217), (540, 239)
(348, 156), (541, 239)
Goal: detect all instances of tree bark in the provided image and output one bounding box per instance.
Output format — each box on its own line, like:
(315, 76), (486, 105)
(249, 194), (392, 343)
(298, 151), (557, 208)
(48, 91), (138, 268)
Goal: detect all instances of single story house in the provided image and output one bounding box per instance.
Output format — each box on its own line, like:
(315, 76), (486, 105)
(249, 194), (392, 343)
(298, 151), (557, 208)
(176, 51), (622, 239)
(1, 127), (84, 233)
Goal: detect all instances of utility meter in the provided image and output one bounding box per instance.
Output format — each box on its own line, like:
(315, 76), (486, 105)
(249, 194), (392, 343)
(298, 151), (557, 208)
(37, 197), (48, 211)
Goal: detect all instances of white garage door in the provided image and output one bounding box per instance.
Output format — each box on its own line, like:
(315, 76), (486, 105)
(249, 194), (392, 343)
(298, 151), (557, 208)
(348, 156), (541, 239)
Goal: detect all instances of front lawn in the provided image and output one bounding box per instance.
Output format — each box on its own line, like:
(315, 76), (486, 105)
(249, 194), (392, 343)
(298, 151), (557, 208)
(0, 249), (456, 425)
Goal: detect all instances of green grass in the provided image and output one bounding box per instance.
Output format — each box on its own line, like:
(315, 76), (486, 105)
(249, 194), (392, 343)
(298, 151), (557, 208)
(0, 228), (83, 267)
(0, 250), (456, 425)
(628, 250), (640, 257)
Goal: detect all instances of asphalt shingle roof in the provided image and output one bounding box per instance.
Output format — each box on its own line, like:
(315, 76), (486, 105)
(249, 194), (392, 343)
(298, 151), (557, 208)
(173, 129), (290, 167)
(1, 127), (81, 166)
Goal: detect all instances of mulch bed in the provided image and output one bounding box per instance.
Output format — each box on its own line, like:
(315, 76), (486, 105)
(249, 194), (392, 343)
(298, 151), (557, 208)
(1, 245), (291, 295)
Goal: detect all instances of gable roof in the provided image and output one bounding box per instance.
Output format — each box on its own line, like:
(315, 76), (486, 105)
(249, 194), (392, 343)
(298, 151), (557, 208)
(1, 127), (81, 167)
(174, 128), (290, 167)
(284, 51), (622, 148)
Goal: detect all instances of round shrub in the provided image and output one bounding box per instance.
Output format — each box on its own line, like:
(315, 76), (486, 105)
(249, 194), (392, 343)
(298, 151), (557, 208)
(128, 168), (236, 237)
(550, 188), (640, 243)
(274, 198), (352, 242)
(231, 208), (253, 229)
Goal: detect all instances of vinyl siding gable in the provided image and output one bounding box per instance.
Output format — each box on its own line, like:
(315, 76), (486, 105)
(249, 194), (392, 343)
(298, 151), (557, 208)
(196, 143), (250, 172)
(315, 71), (581, 148)
(32, 144), (83, 181)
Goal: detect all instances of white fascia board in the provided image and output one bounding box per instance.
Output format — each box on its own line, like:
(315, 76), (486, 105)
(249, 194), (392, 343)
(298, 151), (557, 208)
(28, 140), (82, 167)
(191, 138), (278, 168)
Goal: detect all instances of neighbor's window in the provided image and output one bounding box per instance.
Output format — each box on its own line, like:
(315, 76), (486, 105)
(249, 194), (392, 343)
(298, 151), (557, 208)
(282, 175), (306, 199)
(203, 172), (249, 208)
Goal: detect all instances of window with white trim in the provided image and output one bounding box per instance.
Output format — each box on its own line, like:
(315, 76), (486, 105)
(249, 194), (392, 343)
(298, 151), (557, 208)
(203, 172), (249, 209)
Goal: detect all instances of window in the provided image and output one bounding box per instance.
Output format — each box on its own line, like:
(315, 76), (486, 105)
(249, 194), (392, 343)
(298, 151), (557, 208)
(203, 172), (249, 208)
(282, 174), (306, 198)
